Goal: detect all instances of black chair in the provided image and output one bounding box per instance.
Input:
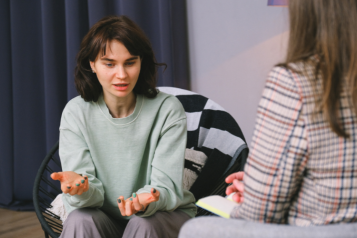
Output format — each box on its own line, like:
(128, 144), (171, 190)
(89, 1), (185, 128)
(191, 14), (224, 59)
(158, 87), (249, 216)
(33, 141), (62, 238)
(33, 87), (248, 237)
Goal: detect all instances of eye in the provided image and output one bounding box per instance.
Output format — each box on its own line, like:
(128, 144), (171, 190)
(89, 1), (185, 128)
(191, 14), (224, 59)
(125, 61), (135, 66)
(106, 63), (114, 67)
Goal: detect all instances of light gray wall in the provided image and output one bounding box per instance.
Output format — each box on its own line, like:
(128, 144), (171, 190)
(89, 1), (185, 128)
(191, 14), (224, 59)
(186, 0), (289, 145)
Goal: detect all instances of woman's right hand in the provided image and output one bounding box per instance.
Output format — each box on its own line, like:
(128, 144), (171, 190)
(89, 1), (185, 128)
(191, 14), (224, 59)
(225, 171), (244, 203)
(51, 171), (89, 196)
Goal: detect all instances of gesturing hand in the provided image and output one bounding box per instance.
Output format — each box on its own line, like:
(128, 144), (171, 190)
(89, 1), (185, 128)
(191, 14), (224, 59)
(225, 171), (244, 203)
(51, 171), (89, 196)
(117, 188), (160, 216)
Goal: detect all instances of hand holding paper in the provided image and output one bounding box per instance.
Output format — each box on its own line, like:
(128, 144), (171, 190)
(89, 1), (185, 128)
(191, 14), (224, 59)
(195, 172), (245, 218)
(225, 171), (244, 203)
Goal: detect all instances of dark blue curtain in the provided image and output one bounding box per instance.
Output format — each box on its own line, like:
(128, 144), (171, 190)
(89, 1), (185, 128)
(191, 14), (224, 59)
(0, 0), (190, 211)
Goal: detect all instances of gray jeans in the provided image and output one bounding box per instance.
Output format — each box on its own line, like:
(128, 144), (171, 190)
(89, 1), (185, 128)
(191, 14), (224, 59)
(178, 217), (357, 238)
(61, 208), (191, 238)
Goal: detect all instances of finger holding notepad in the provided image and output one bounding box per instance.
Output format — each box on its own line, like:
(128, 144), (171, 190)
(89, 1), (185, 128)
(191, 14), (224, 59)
(225, 171), (244, 203)
(195, 172), (245, 218)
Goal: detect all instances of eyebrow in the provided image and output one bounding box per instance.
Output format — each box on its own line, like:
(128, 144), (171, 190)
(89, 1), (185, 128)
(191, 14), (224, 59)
(100, 56), (139, 62)
(126, 56), (139, 61)
(101, 58), (115, 62)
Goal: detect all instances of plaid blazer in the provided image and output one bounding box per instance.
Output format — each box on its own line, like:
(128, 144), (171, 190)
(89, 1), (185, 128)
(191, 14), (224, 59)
(231, 63), (357, 226)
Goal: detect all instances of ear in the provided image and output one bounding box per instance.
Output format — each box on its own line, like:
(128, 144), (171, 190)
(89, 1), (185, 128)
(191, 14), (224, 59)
(89, 61), (95, 72)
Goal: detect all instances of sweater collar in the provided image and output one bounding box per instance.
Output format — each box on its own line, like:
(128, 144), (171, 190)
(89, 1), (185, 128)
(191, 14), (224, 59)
(97, 93), (144, 126)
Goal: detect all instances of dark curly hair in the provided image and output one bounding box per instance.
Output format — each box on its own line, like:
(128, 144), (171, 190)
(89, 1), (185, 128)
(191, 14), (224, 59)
(75, 15), (166, 101)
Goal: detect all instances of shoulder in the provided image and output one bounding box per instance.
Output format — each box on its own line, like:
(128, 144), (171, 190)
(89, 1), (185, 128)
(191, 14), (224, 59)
(61, 96), (97, 123)
(258, 66), (304, 116)
(159, 91), (185, 110)
(268, 66), (296, 85)
(141, 91), (186, 130)
(151, 91), (182, 104)
(63, 96), (95, 113)
(266, 65), (305, 97)
(270, 61), (314, 86)
(145, 91), (186, 116)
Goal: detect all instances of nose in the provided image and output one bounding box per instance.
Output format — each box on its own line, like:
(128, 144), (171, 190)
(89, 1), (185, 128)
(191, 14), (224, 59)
(115, 65), (127, 79)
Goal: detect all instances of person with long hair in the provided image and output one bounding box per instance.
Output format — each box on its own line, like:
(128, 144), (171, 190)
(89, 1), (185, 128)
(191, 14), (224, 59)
(179, 0), (357, 237)
(50, 15), (196, 237)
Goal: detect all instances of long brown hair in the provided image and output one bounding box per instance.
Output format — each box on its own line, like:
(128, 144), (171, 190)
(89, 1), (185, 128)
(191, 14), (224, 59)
(281, 0), (357, 138)
(75, 15), (166, 102)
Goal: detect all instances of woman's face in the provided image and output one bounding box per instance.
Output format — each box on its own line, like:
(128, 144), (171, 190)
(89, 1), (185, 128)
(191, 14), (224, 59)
(90, 40), (141, 101)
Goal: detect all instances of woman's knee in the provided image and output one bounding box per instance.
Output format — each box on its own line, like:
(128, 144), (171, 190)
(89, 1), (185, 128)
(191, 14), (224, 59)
(64, 208), (101, 228)
(126, 215), (155, 232)
(124, 211), (191, 238)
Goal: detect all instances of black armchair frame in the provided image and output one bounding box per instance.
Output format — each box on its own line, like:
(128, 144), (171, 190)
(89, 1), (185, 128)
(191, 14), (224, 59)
(33, 141), (62, 238)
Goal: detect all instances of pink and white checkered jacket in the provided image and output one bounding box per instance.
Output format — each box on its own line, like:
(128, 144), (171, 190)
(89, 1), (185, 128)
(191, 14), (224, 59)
(231, 62), (357, 226)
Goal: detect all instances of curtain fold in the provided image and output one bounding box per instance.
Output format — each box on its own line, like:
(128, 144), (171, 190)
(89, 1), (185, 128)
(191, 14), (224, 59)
(0, 0), (13, 208)
(0, 0), (190, 211)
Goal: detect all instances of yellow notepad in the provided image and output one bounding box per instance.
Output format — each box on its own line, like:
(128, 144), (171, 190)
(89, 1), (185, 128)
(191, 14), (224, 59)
(196, 194), (239, 219)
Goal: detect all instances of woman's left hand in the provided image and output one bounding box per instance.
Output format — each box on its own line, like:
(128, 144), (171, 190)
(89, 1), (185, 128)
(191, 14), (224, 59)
(117, 188), (160, 216)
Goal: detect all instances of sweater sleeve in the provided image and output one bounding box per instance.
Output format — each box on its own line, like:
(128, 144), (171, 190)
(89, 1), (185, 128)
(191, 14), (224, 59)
(231, 67), (308, 223)
(136, 100), (196, 217)
(59, 103), (105, 211)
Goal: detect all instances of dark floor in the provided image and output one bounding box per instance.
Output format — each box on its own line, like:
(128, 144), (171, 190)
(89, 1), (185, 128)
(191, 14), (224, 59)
(0, 208), (44, 238)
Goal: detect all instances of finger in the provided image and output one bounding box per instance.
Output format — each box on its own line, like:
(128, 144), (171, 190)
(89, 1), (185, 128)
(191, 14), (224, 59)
(77, 187), (84, 195)
(51, 172), (63, 181)
(69, 182), (80, 196)
(117, 196), (126, 216)
(82, 176), (89, 193)
(125, 198), (134, 216)
(77, 176), (87, 195)
(225, 172), (244, 183)
(232, 179), (244, 193)
(61, 183), (72, 194)
(76, 179), (85, 195)
(132, 193), (142, 212)
(226, 184), (238, 195)
(233, 192), (244, 203)
(226, 171), (244, 183)
(151, 188), (160, 201)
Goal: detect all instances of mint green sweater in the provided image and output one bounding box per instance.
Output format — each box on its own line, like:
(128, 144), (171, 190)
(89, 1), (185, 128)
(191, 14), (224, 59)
(59, 92), (197, 220)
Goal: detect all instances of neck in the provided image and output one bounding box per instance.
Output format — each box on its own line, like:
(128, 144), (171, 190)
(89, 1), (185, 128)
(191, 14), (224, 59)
(103, 93), (136, 118)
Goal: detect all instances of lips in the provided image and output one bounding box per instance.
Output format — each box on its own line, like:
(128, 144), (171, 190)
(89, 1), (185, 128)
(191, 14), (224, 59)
(113, 83), (129, 91)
